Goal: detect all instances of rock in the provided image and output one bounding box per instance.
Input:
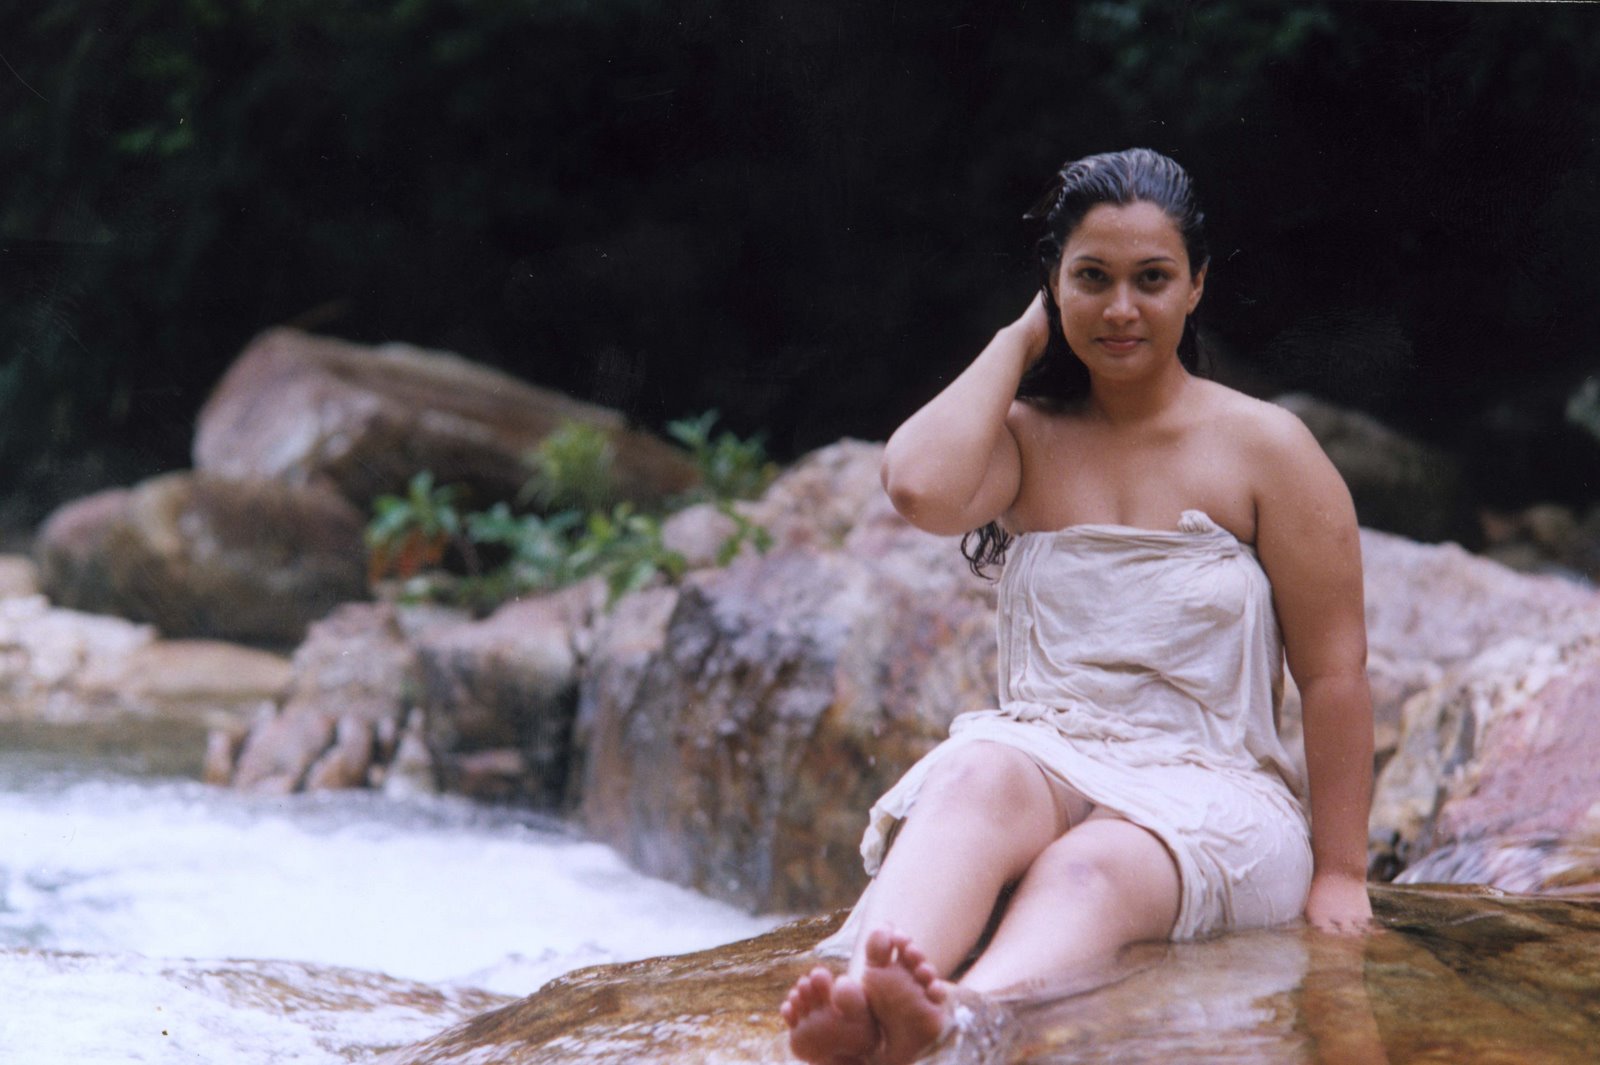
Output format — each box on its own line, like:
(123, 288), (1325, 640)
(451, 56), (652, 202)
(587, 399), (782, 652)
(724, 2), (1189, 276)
(381, 884), (1600, 1065)
(227, 603), (454, 792)
(218, 581), (594, 800)
(576, 523), (997, 913)
(659, 440), (887, 571)
(193, 328), (699, 510)
(1481, 502), (1600, 583)
(1275, 393), (1472, 543)
(35, 472), (367, 646)
(0, 596), (154, 720)
(1377, 607), (1600, 889)
(4, 947), (510, 1065)
(1352, 528), (1598, 762)
(382, 709), (439, 799)
(742, 439), (887, 552)
(414, 584), (595, 807)
(0, 555), (39, 598)
(0, 596), (291, 776)
(84, 639), (293, 709)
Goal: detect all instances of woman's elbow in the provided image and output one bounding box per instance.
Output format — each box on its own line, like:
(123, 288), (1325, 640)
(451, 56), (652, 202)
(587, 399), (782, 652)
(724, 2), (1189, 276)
(883, 478), (975, 536)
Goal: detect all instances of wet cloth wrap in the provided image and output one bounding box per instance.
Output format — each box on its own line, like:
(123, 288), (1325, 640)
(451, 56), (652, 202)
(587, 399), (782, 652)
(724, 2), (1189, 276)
(818, 510), (1312, 953)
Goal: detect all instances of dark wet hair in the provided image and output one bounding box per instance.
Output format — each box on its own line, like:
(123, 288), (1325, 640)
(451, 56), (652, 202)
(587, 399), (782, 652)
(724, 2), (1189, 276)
(961, 148), (1212, 577)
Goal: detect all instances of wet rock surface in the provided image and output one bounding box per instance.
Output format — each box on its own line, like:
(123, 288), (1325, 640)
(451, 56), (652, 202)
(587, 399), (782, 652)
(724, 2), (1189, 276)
(2, 947), (510, 1064)
(380, 884), (1600, 1065)
(1374, 605), (1600, 890)
(1352, 528), (1598, 762)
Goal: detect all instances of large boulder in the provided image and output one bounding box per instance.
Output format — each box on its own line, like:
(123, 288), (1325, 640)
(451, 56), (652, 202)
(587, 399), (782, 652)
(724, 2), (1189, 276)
(577, 444), (997, 913)
(381, 885), (1600, 1065)
(1275, 393), (1473, 543)
(413, 581), (597, 805)
(34, 472), (367, 646)
(193, 328), (699, 511)
(1354, 528), (1597, 760)
(1373, 606), (1600, 888)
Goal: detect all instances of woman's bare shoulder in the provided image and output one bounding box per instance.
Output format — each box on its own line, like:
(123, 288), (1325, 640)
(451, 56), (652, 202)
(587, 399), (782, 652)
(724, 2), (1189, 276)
(1191, 382), (1325, 466)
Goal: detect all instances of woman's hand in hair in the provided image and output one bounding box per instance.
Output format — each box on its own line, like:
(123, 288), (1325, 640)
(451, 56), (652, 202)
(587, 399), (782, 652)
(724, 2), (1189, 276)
(1006, 294), (1052, 369)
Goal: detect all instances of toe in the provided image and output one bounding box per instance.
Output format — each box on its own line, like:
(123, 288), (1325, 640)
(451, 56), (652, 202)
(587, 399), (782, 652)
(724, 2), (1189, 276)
(833, 975), (871, 1022)
(864, 927), (896, 967)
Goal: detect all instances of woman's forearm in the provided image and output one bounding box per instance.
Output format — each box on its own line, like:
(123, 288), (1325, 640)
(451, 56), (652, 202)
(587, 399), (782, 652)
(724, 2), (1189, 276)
(1299, 671), (1375, 880)
(881, 321), (1038, 530)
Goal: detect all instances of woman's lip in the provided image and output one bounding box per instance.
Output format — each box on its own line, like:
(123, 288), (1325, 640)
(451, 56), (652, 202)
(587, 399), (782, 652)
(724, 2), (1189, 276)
(1098, 336), (1143, 347)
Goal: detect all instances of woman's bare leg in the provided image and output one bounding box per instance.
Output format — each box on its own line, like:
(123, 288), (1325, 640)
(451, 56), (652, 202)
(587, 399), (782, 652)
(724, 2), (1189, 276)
(958, 814), (1181, 994)
(784, 742), (1082, 1063)
(842, 742), (1081, 978)
(848, 815), (1182, 1064)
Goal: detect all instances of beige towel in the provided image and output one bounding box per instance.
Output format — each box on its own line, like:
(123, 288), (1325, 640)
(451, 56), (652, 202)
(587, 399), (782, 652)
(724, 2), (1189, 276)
(820, 510), (1312, 953)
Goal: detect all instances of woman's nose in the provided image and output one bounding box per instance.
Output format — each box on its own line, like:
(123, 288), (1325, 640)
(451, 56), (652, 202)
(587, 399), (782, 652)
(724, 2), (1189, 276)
(1104, 285), (1136, 321)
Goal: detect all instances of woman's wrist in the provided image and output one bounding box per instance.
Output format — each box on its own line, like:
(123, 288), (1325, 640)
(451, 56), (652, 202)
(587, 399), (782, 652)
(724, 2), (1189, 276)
(994, 321), (1047, 373)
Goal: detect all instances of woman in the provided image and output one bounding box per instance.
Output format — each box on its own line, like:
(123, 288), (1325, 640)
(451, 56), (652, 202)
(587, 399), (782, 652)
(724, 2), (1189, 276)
(780, 148), (1374, 1065)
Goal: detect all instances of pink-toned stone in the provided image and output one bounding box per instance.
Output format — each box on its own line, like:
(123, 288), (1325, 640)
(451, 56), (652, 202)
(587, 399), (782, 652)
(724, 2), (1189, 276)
(227, 603), (444, 792)
(231, 708), (336, 793)
(193, 328), (698, 510)
(35, 472), (366, 645)
(0, 555), (39, 599)
(414, 585), (592, 806)
(1359, 528), (1596, 739)
(447, 748), (531, 802)
(577, 532), (997, 912)
(1374, 604), (1600, 884)
(304, 716), (376, 790)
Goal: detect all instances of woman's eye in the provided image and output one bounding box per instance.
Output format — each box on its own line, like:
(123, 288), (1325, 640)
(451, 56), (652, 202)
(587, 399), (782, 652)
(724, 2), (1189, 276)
(1139, 269), (1169, 286)
(1075, 268), (1107, 284)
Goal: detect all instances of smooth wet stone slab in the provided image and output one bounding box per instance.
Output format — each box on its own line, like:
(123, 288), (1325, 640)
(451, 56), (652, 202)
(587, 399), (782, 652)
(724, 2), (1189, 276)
(383, 885), (1600, 1064)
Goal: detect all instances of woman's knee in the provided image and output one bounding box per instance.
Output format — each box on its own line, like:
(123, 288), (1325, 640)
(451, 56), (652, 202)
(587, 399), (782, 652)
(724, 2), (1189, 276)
(918, 743), (1054, 824)
(1027, 821), (1181, 918)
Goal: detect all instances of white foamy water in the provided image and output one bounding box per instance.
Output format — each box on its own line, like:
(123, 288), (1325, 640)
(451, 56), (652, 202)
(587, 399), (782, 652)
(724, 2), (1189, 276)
(0, 753), (784, 1064)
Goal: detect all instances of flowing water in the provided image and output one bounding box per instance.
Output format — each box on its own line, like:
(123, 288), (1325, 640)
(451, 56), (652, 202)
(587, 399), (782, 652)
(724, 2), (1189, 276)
(0, 746), (782, 1064)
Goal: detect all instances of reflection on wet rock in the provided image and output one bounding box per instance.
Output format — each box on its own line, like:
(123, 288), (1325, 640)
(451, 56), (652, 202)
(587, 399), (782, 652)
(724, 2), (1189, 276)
(381, 885), (1600, 1064)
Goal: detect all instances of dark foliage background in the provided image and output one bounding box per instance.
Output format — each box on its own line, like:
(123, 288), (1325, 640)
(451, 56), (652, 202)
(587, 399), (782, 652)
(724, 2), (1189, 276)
(3, 0), (1599, 536)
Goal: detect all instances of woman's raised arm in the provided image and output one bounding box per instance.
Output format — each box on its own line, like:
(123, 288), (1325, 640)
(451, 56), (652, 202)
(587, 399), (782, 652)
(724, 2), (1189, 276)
(1251, 409), (1375, 933)
(881, 298), (1049, 536)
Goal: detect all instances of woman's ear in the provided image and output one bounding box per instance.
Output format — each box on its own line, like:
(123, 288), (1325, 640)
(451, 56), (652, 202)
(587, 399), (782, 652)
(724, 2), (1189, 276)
(1187, 262), (1208, 314)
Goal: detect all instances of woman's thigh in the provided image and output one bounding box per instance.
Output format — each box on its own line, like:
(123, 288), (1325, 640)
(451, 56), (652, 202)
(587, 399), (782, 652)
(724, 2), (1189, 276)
(958, 815), (1181, 993)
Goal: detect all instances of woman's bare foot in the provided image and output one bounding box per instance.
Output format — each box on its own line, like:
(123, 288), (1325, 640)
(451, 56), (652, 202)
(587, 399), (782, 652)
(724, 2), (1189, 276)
(780, 966), (879, 1064)
(860, 928), (950, 1065)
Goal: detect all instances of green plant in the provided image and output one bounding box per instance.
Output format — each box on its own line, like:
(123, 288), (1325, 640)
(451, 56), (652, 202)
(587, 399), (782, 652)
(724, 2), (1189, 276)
(521, 422), (617, 514)
(466, 502), (584, 592)
(566, 503), (686, 604)
(666, 410), (777, 504)
(366, 471), (465, 581)
(713, 500), (774, 565)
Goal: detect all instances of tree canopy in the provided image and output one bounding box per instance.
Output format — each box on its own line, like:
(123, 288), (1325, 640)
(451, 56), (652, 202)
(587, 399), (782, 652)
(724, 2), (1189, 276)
(3, 1), (1599, 528)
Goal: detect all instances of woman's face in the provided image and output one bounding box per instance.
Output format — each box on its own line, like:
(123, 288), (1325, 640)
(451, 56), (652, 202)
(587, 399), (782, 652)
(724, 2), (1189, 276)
(1052, 200), (1206, 381)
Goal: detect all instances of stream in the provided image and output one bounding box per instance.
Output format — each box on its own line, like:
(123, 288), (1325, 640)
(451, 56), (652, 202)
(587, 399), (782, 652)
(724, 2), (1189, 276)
(0, 746), (781, 1063)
